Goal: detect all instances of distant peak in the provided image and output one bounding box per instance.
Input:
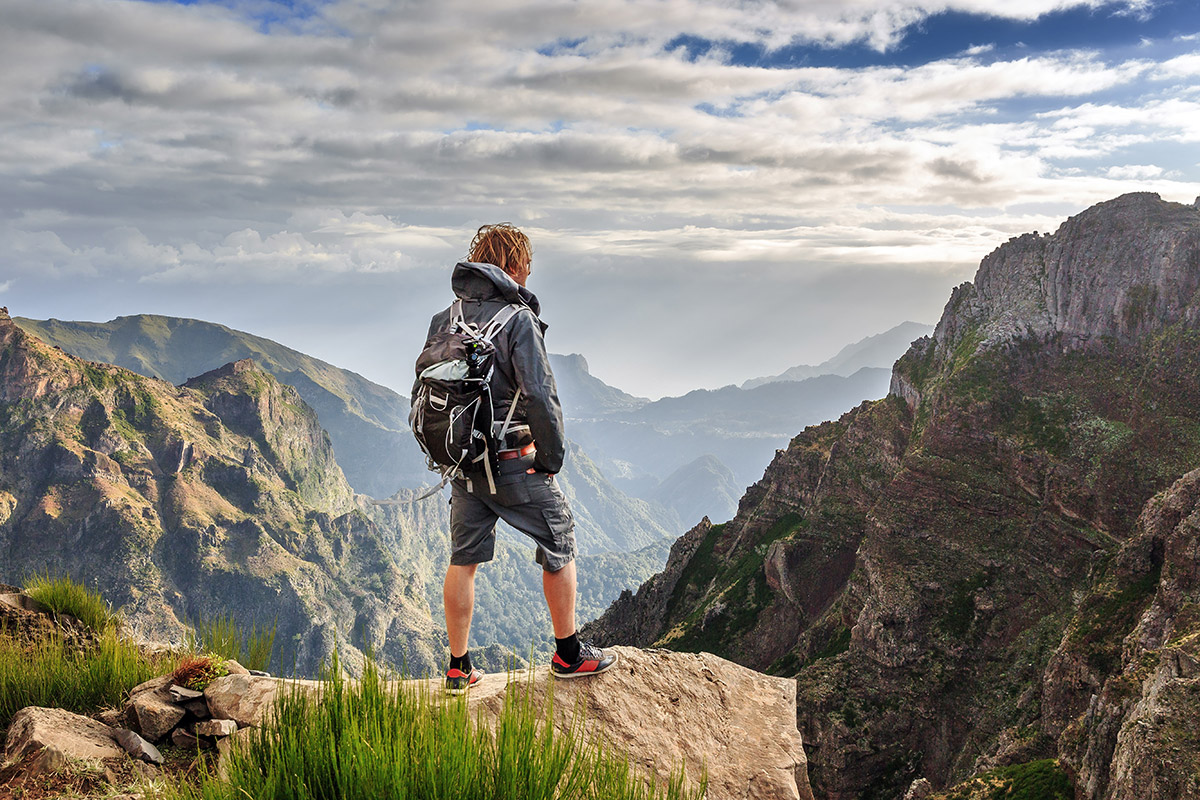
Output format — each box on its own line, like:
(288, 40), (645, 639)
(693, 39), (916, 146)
(554, 353), (591, 373)
(182, 358), (260, 387)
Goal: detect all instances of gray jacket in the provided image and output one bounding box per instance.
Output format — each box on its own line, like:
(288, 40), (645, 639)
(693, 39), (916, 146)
(414, 261), (567, 475)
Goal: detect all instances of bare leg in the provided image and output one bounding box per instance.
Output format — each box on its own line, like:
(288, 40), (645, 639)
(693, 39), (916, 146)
(542, 560), (577, 639)
(444, 563), (478, 658)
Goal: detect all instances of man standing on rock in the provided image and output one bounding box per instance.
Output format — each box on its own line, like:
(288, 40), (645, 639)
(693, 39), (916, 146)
(415, 223), (618, 694)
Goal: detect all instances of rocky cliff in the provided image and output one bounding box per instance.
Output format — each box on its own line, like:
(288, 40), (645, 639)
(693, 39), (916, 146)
(0, 311), (437, 676)
(586, 193), (1200, 799)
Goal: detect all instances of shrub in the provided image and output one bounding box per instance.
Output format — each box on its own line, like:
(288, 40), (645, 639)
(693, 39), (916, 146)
(23, 574), (120, 633)
(172, 655), (230, 692)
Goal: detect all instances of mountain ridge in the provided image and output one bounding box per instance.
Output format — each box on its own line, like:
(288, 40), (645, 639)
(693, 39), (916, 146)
(0, 309), (439, 676)
(741, 321), (933, 390)
(585, 192), (1200, 799)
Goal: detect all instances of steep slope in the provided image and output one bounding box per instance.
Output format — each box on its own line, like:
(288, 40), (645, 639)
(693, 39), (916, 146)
(742, 321), (933, 389)
(15, 314), (428, 497)
(586, 193), (1200, 798)
(0, 311), (438, 676)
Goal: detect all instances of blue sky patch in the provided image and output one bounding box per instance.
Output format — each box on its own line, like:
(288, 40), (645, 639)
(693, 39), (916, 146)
(668, 0), (1200, 69)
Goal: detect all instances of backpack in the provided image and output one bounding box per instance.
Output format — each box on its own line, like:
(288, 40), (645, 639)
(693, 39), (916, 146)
(410, 299), (526, 497)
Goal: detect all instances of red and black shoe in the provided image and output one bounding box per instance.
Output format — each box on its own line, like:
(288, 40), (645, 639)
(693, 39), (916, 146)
(444, 667), (483, 695)
(550, 641), (618, 679)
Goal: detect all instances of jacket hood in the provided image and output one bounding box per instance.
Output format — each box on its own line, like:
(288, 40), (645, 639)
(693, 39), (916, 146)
(451, 261), (542, 319)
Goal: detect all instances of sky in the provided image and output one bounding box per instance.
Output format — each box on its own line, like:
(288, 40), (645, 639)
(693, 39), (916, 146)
(1, 0), (1199, 398)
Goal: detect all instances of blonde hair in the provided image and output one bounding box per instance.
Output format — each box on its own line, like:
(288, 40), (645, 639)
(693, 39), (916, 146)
(468, 223), (531, 278)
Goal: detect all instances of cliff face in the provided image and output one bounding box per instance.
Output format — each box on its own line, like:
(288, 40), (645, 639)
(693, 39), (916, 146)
(0, 311), (437, 676)
(587, 193), (1200, 799)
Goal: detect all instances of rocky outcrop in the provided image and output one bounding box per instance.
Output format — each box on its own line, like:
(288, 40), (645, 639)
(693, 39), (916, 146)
(0, 317), (438, 676)
(1046, 468), (1200, 800)
(137, 647), (811, 800)
(591, 193), (1200, 798)
(4, 707), (126, 763)
(582, 518), (713, 646)
(471, 648), (812, 800)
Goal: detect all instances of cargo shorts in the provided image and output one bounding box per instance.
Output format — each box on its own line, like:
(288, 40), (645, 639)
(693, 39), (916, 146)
(449, 450), (577, 572)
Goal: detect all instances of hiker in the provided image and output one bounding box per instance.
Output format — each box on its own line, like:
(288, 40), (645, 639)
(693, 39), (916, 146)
(413, 223), (618, 694)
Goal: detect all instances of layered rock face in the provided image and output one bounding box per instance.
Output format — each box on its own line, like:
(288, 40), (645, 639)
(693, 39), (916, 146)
(0, 311), (437, 675)
(587, 193), (1200, 798)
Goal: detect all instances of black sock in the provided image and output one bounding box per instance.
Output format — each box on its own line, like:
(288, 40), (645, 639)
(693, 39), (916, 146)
(449, 651), (471, 673)
(555, 633), (580, 664)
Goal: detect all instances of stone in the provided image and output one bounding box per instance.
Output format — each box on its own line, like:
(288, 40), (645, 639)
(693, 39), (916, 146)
(169, 684), (204, 702)
(26, 746), (69, 776)
(904, 778), (932, 800)
(216, 727), (253, 781)
(184, 698), (210, 718)
(113, 729), (163, 765)
(463, 647), (811, 800)
(171, 728), (201, 749)
(95, 708), (126, 728)
(129, 690), (186, 742)
(194, 719), (238, 737)
(249, 670), (271, 677)
(4, 707), (125, 763)
(224, 659), (251, 675)
(204, 674), (282, 728)
(129, 674), (173, 697)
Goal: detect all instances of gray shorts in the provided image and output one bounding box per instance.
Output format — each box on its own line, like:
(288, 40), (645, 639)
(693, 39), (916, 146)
(449, 451), (577, 572)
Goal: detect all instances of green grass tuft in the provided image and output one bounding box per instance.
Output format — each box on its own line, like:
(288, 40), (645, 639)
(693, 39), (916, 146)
(0, 627), (178, 728)
(162, 653), (705, 800)
(190, 612), (276, 673)
(23, 574), (121, 633)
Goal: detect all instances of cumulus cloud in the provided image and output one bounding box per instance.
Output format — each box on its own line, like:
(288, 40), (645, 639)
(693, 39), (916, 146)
(0, 0), (1197, 395)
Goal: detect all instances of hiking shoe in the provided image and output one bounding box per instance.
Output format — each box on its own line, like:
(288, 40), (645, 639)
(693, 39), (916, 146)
(550, 642), (618, 679)
(444, 667), (483, 695)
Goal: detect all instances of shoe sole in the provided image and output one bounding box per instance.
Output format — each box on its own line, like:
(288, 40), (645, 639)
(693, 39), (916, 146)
(551, 650), (619, 679)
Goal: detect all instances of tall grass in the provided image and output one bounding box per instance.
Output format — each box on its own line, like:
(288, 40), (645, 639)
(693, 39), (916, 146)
(23, 574), (120, 633)
(164, 654), (704, 800)
(0, 627), (178, 728)
(190, 613), (276, 673)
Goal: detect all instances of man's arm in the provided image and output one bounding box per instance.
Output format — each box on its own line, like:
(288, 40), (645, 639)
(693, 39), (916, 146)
(508, 311), (567, 474)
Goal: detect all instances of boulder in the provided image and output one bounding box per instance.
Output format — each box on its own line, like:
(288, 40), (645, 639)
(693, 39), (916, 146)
(204, 674), (287, 728)
(113, 729), (163, 765)
(129, 690), (186, 742)
(129, 674), (172, 697)
(224, 660), (251, 676)
(195, 719), (238, 738)
(464, 647), (811, 800)
(4, 707), (125, 764)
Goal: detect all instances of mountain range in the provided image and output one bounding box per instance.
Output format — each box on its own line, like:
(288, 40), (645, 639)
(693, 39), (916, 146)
(585, 193), (1200, 799)
(6, 292), (927, 670)
(0, 323), (437, 676)
(740, 321), (933, 389)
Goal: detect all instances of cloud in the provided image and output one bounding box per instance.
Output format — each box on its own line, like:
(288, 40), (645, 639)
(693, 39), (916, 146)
(1105, 164), (1164, 179)
(0, 0), (1198, 396)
